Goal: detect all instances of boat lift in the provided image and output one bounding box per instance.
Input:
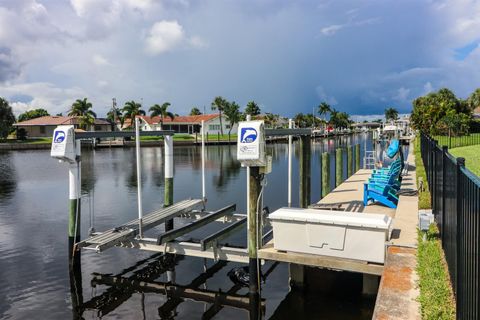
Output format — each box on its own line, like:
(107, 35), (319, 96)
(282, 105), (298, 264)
(51, 118), (310, 265)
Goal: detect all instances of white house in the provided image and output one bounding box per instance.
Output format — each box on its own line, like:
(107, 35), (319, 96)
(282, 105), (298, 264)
(137, 114), (238, 135)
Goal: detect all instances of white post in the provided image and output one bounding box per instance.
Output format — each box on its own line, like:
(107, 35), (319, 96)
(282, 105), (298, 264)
(201, 120), (206, 202)
(246, 115), (251, 229)
(288, 119), (293, 207)
(164, 133), (174, 230)
(135, 118), (143, 237)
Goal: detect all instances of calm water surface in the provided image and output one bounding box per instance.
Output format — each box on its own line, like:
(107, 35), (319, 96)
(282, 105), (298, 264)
(0, 134), (390, 319)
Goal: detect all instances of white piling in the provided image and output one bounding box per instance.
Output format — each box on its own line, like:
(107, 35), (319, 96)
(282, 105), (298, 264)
(288, 119), (293, 207)
(135, 118), (143, 237)
(201, 120), (206, 202)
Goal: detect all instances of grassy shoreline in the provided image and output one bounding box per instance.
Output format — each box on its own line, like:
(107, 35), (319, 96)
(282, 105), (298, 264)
(414, 137), (431, 210)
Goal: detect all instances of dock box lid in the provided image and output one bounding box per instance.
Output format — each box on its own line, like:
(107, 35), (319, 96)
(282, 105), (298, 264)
(269, 207), (392, 230)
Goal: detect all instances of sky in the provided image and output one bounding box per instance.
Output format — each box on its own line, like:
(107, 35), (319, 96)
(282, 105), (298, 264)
(0, 0), (480, 119)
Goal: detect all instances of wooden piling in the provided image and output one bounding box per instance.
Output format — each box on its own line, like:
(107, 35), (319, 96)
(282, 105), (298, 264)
(248, 166), (261, 316)
(355, 144), (360, 172)
(68, 143), (81, 257)
(347, 146), (353, 178)
(321, 152), (330, 198)
(335, 148), (343, 187)
(299, 135), (311, 208)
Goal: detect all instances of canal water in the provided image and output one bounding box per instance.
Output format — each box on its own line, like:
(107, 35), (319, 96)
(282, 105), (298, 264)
(0, 133), (396, 319)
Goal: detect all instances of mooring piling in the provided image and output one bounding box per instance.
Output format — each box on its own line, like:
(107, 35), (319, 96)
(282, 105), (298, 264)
(335, 148), (343, 187)
(135, 118), (144, 237)
(321, 152), (330, 198)
(299, 135), (312, 208)
(68, 141), (81, 257)
(164, 134), (174, 231)
(248, 165), (261, 319)
(355, 143), (360, 172)
(287, 119), (293, 207)
(347, 145), (353, 177)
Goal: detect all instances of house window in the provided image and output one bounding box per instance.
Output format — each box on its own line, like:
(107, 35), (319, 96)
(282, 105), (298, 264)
(208, 124), (220, 131)
(225, 124), (231, 129)
(40, 126), (46, 134)
(95, 125), (101, 131)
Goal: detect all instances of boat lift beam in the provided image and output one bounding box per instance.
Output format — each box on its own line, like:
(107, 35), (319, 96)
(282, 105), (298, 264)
(75, 130), (174, 139)
(119, 238), (251, 264)
(200, 218), (247, 251)
(157, 204), (236, 245)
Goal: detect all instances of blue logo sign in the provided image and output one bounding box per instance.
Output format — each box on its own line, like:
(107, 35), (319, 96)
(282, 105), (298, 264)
(240, 127), (257, 143)
(54, 131), (65, 143)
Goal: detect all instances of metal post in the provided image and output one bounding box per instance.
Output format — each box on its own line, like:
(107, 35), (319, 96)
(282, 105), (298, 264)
(287, 119), (293, 207)
(299, 135), (311, 208)
(441, 145), (447, 240)
(335, 148), (343, 187)
(456, 156), (465, 307)
(347, 145), (353, 178)
(68, 142), (81, 255)
(135, 118), (144, 237)
(355, 144), (360, 172)
(321, 152), (330, 198)
(201, 120), (206, 203)
(164, 134), (174, 231)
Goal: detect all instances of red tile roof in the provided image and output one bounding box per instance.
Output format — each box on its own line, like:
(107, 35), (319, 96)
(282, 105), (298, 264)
(14, 116), (111, 126)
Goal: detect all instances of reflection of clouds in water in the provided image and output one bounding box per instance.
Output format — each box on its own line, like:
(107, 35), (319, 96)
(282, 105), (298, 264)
(0, 152), (17, 200)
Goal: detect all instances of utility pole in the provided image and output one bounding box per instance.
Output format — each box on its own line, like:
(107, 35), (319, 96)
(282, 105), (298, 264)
(112, 98), (118, 131)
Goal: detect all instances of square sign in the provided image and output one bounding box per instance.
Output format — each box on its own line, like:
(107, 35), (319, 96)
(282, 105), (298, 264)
(237, 120), (266, 167)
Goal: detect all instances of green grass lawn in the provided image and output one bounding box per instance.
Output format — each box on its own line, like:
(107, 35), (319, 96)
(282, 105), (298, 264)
(433, 133), (480, 149)
(417, 225), (456, 320)
(0, 137), (52, 144)
(449, 144), (480, 176)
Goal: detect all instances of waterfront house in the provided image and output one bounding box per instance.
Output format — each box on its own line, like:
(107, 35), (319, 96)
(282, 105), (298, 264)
(14, 116), (112, 138)
(134, 114), (238, 135)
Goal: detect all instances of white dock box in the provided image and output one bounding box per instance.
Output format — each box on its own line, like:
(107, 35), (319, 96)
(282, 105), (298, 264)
(269, 208), (392, 264)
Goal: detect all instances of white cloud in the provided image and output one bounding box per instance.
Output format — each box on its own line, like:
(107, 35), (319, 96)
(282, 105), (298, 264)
(0, 82), (87, 115)
(92, 54), (110, 66)
(145, 20), (185, 55)
(393, 87), (410, 102)
(321, 24), (344, 36)
(423, 82), (434, 95)
(315, 86), (338, 105)
(188, 36), (208, 49)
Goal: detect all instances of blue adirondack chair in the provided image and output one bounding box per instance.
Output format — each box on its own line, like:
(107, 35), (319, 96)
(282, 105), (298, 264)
(363, 182), (399, 209)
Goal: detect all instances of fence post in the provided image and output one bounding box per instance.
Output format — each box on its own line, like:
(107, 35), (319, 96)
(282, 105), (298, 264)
(456, 156), (465, 317)
(432, 140), (437, 214)
(441, 145), (448, 241)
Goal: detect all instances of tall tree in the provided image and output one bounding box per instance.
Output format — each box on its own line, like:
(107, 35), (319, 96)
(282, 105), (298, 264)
(223, 101), (241, 136)
(122, 100), (145, 130)
(149, 102), (174, 129)
(107, 108), (122, 127)
(18, 108), (50, 122)
(245, 101), (261, 116)
(317, 102), (331, 122)
(211, 96), (228, 135)
(68, 98), (97, 130)
(189, 107), (202, 116)
(384, 107), (399, 122)
(467, 88), (480, 111)
(0, 98), (15, 140)
(264, 113), (280, 128)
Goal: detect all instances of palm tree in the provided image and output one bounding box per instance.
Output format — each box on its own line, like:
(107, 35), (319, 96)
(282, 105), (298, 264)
(149, 102), (174, 130)
(68, 98), (97, 130)
(223, 101), (241, 137)
(211, 96), (228, 135)
(107, 108), (123, 130)
(190, 107), (202, 116)
(318, 102), (331, 124)
(384, 107), (399, 122)
(122, 100), (145, 130)
(245, 101), (261, 116)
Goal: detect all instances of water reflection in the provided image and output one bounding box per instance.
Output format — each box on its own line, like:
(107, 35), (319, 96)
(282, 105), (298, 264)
(73, 253), (267, 320)
(0, 152), (17, 199)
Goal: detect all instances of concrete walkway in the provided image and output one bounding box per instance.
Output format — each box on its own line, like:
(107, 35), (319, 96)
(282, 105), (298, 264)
(311, 144), (421, 319)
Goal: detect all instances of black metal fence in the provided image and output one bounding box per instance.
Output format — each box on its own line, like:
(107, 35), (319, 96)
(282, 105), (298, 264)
(421, 133), (480, 320)
(433, 133), (480, 149)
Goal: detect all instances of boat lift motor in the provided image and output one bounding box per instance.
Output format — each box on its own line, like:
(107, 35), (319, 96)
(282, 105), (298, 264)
(50, 125), (77, 163)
